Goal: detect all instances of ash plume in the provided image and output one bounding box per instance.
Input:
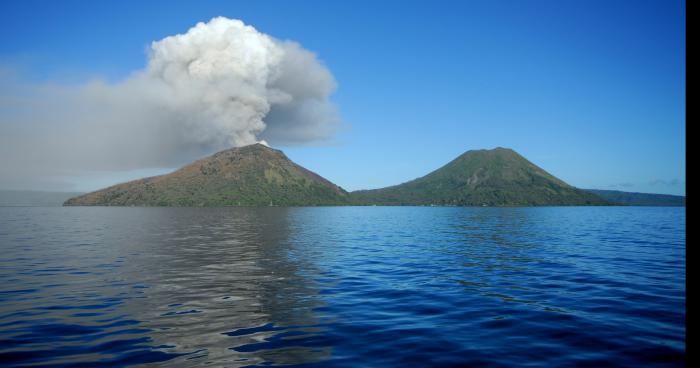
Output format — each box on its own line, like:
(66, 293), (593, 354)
(0, 17), (339, 189)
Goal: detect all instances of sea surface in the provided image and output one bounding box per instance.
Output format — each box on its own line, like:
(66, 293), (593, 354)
(0, 206), (685, 367)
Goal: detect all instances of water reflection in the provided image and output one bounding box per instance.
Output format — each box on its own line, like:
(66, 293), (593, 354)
(113, 208), (331, 366)
(0, 206), (686, 367)
(439, 209), (552, 309)
(0, 207), (332, 367)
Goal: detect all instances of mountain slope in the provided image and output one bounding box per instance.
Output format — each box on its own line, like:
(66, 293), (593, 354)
(584, 189), (685, 206)
(64, 144), (348, 206)
(350, 147), (610, 206)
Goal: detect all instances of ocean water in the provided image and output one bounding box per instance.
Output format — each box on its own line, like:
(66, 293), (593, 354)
(0, 206), (685, 367)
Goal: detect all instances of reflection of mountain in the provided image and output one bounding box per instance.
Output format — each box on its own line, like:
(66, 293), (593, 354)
(114, 208), (331, 366)
(1, 206), (685, 366)
(447, 208), (573, 311)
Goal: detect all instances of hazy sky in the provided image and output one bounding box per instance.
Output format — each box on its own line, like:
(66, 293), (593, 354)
(0, 0), (686, 195)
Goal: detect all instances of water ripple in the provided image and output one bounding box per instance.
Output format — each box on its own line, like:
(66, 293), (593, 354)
(0, 206), (685, 367)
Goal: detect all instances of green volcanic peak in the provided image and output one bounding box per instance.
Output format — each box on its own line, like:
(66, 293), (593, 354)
(64, 143), (348, 206)
(65, 145), (612, 207)
(349, 147), (610, 206)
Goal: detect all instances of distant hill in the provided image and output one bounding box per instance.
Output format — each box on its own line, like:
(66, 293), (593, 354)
(584, 189), (685, 206)
(64, 144), (349, 206)
(0, 190), (84, 207)
(350, 148), (611, 206)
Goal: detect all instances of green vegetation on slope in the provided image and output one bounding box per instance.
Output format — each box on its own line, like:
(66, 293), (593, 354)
(584, 189), (685, 206)
(64, 145), (617, 207)
(349, 148), (610, 206)
(64, 144), (349, 206)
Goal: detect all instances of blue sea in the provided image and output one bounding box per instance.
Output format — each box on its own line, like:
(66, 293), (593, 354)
(0, 206), (685, 367)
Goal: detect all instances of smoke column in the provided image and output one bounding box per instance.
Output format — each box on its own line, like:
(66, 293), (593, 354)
(0, 17), (339, 189)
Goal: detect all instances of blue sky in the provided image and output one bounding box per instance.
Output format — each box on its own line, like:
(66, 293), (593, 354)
(0, 0), (686, 195)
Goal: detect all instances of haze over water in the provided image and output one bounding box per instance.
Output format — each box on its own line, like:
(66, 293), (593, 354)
(0, 206), (686, 366)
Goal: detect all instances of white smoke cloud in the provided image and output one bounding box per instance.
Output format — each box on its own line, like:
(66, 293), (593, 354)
(0, 17), (339, 189)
